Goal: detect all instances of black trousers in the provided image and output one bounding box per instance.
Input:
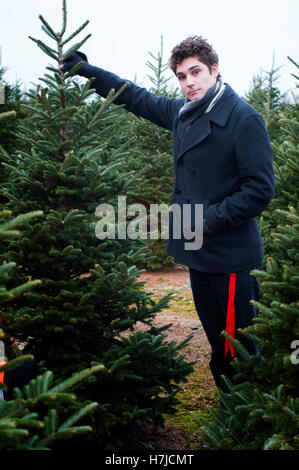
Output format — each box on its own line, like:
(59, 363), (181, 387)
(189, 266), (261, 389)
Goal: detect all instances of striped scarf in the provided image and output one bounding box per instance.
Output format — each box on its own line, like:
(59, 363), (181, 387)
(179, 78), (226, 128)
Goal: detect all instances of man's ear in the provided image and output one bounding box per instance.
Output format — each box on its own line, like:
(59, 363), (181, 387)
(211, 63), (218, 77)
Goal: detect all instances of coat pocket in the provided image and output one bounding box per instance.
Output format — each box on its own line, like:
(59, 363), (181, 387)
(182, 198), (210, 234)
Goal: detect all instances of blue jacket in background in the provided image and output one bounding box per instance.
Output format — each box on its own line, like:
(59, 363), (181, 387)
(81, 64), (275, 273)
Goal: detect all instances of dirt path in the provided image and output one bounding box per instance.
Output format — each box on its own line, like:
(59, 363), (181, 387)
(135, 265), (218, 450)
(139, 265), (211, 362)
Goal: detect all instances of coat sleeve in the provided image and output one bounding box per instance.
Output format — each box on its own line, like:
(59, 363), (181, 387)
(80, 63), (181, 131)
(204, 114), (275, 234)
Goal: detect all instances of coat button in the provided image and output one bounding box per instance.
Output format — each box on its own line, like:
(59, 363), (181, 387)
(175, 188), (181, 195)
(189, 167), (196, 174)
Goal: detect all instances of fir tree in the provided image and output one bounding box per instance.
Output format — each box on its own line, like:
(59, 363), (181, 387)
(245, 53), (287, 142)
(0, 1), (193, 448)
(0, 182), (101, 450)
(109, 37), (178, 270)
(0, 57), (27, 203)
(0, 43), (27, 153)
(194, 60), (299, 451)
(257, 57), (298, 255)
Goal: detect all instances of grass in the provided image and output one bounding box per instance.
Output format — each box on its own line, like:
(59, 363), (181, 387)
(164, 362), (220, 449)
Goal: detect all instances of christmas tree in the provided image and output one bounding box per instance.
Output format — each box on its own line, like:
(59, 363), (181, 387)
(0, 57), (27, 207)
(255, 57), (298, 256)
(103, 37), (179, 270)
(195, 60), (299, 450)
(0, 0), (193, 449)
(245, 54), (287, 142)
(0, 75), (26, 156)
(0, 165), (101, 449)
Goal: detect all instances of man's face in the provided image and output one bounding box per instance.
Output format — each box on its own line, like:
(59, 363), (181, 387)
(176, 56), (218, 101)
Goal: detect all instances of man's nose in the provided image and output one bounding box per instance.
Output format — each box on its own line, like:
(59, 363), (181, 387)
(186, 75), (195, 87)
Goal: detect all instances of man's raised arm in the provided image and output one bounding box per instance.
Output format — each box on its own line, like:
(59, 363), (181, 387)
(60, 52), (182, 131)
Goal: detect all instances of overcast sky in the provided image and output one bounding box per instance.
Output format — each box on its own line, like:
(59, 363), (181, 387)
(1, 0), (298, 99)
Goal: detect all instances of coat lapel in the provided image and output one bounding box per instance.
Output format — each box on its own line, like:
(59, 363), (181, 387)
(175, 84), (239, 164)
(176, 116), (211, 161)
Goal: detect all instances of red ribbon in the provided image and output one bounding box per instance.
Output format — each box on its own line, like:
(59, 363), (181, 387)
(224, 273), (237, 357)
(0, 360), (7, 400)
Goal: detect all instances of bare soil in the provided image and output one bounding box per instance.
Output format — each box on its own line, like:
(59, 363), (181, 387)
(131, 264), (216, 450)
(138, 264), (211, 363)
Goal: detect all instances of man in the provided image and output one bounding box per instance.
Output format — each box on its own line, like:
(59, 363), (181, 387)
(60, 36), (275, 389)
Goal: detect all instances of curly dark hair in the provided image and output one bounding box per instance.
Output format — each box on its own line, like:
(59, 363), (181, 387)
(169, 36), (219, 74)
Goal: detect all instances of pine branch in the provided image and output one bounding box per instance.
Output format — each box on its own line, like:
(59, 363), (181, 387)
(28, 37), (58, 61)
(39, 15), (59, 41)
(62, 20), (90, 46)
(61, 0), (67, 36)
(62, 35), (92, 60)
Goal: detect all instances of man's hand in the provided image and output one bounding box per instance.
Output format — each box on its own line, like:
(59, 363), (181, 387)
(59, 51), (88, 74)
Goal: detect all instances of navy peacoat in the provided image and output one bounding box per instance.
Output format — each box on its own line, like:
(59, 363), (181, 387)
(81, 64), (275, 273)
